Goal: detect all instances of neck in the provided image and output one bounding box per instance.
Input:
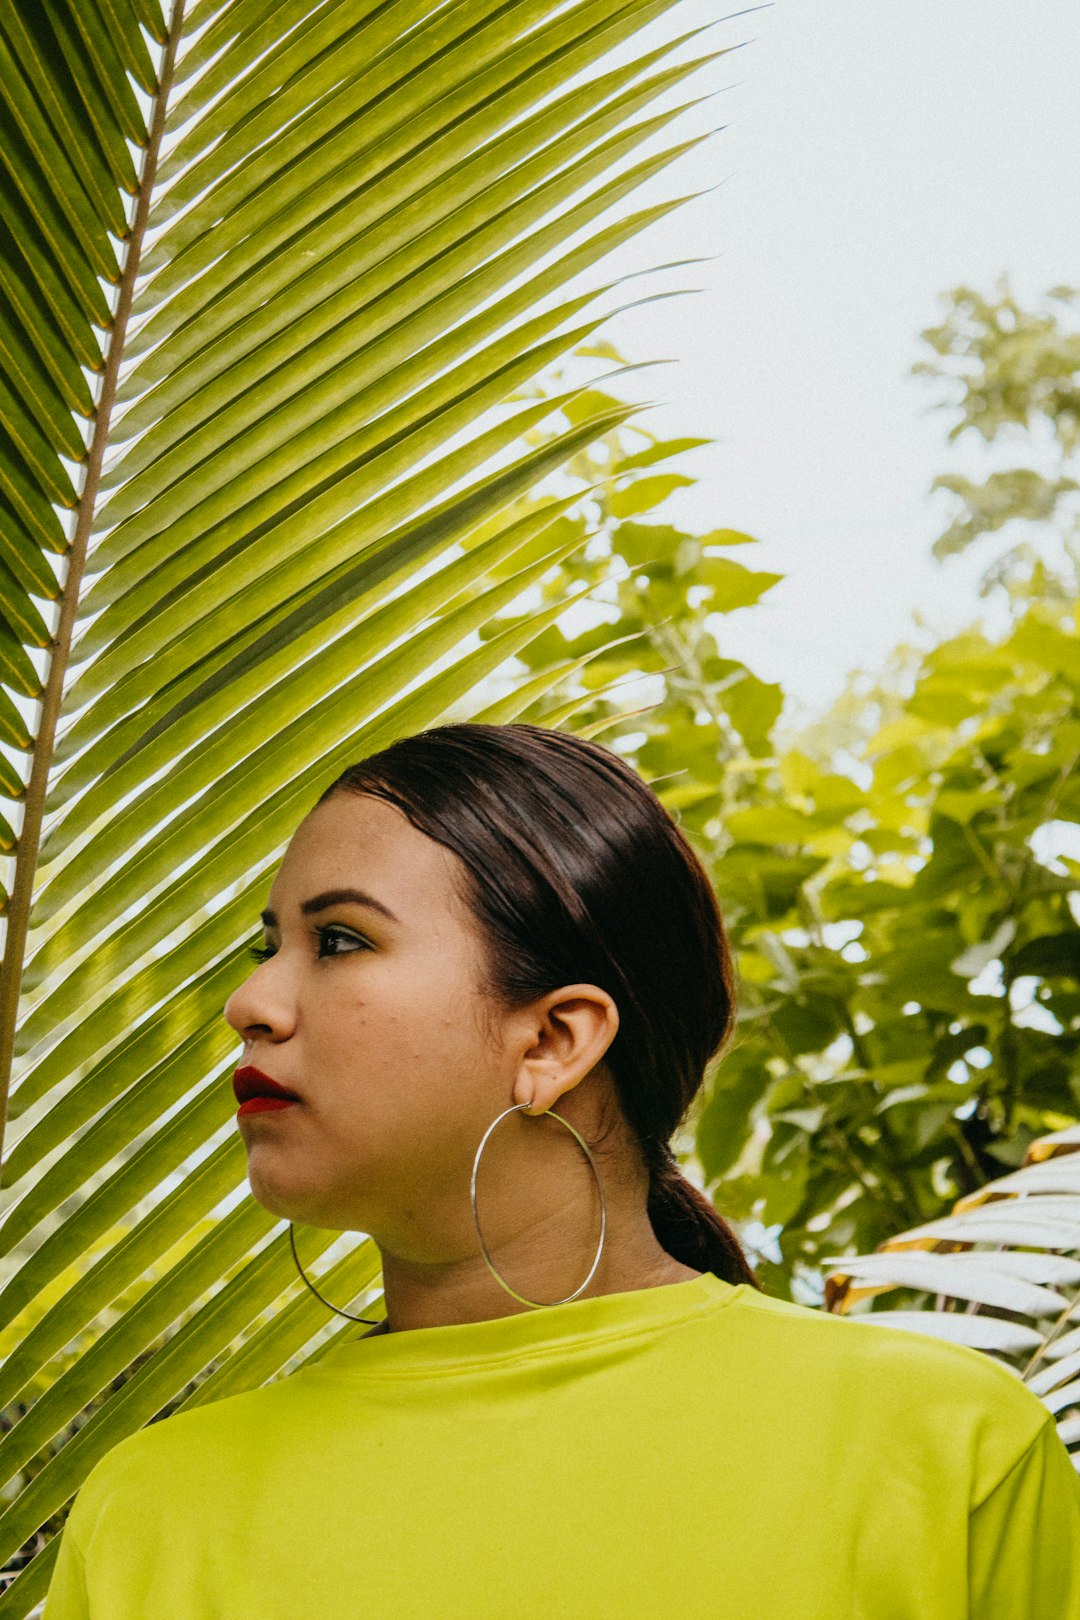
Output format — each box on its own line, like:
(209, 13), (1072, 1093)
(353, 1076), (700, 1338)
(366, 1196), (699, 1337)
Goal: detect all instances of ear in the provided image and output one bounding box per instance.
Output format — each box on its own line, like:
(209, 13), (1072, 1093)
(513, 986), (620, 1115)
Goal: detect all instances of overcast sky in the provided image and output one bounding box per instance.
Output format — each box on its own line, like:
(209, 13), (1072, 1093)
(579, 0), (1080, 723)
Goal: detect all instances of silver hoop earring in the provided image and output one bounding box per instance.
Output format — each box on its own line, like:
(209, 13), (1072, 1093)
(470, 1101), (607, 1309)
(288, 1102), (607, 1321)
(288, 1223), (381, 1325)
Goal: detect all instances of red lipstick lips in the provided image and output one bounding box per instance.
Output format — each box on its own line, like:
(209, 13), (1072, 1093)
(233, 1066), (302, 1117)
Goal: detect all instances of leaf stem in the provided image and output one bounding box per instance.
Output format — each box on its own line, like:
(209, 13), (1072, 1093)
(0, 3), (186, 1165)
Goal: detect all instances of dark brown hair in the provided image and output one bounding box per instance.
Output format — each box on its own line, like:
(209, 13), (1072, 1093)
(319, 721), (760, 1291)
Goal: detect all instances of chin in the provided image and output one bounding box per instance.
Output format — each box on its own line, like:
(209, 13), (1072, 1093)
(246, 1165), (311, 1223)
(250, 1184), (350, 1233)
(247, 1182), (293, 1221)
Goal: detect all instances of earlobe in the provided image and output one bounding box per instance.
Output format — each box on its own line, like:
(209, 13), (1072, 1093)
(515, 1079), (537, 1114)
(515, 1070), (558, 1116)
(516, 1059), (586, 1118)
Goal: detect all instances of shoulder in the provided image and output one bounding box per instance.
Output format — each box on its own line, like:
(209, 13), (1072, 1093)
(69, 1376), (309, 1535)
(731, 1286), (1043, 1411)
(728, 1287), (1055, 1499)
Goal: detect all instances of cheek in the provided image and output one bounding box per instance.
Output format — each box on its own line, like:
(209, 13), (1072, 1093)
(300, 965), (433, 1067)
(304, 952), (490, 1085)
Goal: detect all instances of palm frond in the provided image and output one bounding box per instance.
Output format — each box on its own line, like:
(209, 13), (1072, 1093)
(0, 0), (744, 1606)
(823, 1124), (1080, 1472)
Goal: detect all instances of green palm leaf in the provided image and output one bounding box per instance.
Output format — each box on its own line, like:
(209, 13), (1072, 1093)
(0, 0), (741, 1606)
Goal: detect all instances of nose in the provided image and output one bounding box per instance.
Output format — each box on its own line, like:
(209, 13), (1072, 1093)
(223, 958), (294, 1043)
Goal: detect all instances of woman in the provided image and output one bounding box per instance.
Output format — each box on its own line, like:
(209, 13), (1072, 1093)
(44, 722), (1080, 1617)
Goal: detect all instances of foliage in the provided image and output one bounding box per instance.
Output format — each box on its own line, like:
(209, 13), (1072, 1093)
(492, 303), (1080, 1307)
(706, 583), (1079, 1299)
(472, 342), (784, 775)
(912, 273), (1080, 582)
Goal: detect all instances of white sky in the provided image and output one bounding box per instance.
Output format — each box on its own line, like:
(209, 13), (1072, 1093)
(577, 0), (1080, 722)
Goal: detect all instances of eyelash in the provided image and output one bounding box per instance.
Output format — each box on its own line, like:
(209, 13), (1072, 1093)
(247, 926), (370, 963)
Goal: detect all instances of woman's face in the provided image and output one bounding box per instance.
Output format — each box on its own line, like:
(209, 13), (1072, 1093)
(223, 789), (611, 1262)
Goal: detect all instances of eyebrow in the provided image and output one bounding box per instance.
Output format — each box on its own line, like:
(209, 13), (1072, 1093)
(260, 888), (400, 928)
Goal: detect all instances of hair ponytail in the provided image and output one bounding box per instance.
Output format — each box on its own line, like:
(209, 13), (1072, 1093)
(322, 721), (762, 1294)
(642, 1141), (761, 1288)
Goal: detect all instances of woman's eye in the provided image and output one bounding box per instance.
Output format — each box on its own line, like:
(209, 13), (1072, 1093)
(246, 927), (369, 964)
(316, 925), (369, 956)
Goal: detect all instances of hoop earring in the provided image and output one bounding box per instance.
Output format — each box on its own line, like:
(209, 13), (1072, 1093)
(288, 1222), (382, 1324)
(470, 1101), (607, 1309)
(288, 1101), (607, 1321)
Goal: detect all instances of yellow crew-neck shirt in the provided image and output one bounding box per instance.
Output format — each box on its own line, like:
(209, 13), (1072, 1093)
(43, 1270), (1080, 1617)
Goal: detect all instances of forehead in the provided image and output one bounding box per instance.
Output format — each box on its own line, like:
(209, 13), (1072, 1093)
(270, 791), (469, 920)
